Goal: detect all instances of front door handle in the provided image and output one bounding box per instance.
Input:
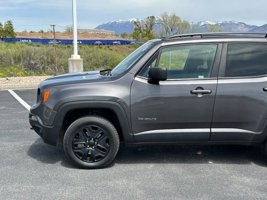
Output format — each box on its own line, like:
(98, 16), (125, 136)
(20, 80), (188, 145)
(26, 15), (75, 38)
(191, 87), (212, 97)
(263, 87), (267, 92)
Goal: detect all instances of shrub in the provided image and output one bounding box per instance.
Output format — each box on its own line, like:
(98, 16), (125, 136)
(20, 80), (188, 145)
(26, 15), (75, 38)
(0, 43), (137, 76)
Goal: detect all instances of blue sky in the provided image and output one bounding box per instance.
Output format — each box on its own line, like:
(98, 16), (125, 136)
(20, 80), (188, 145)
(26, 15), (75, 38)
(1, 0), (267, 31)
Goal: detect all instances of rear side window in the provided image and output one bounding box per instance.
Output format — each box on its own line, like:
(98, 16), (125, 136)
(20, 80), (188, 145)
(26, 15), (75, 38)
(225, 43), (267, 77)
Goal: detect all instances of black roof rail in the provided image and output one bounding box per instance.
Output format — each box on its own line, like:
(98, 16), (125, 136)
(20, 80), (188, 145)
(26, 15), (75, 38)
(166, 32), (267, 40)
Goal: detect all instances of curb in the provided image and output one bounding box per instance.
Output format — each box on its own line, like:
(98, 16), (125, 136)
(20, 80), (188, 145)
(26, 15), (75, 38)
(0, 76), (51, 91)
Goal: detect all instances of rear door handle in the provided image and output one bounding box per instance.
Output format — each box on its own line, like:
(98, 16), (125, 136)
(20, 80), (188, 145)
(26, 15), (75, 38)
(263, 87), (267, 91)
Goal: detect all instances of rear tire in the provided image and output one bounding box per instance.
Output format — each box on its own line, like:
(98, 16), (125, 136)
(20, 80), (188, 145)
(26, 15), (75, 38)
(63, 116), (120, 169)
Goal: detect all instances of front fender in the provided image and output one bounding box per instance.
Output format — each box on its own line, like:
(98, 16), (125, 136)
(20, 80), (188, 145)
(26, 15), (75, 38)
(55, 100), (134, 143)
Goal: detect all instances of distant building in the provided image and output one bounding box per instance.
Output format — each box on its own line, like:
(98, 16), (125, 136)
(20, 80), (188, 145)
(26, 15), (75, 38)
(77, 29), (115, 35)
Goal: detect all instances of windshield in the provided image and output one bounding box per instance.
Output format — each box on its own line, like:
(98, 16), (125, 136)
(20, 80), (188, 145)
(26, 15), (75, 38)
(111, 39), (161, 76)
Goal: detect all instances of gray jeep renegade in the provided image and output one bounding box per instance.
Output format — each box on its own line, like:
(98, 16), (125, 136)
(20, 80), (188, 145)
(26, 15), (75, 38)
(29, 33), (267, 169)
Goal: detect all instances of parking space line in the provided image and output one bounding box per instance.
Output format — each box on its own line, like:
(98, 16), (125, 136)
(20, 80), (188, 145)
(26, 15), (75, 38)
(8, 90), (31, 111)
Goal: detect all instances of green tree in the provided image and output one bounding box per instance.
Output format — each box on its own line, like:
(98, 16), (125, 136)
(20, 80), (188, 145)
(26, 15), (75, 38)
(159, 12), (190, 36)
(0, 23), (4, 39)
(4, 20), (16, 38)
(132, 20), (142, 40)
(132, 16), (156, 41)
(144, 16), (156, 39)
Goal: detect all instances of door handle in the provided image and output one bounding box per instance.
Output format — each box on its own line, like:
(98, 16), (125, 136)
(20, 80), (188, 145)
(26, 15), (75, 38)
(191, 89), (212, 94)
(263, 87), (267, 92)
(191, 87), (212, 97)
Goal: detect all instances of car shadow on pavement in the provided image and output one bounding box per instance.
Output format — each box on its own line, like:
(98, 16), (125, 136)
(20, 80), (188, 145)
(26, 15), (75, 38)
(27, 139), (267, 168)
(27, 138), (75, 169)
(115, 144), (267, 167)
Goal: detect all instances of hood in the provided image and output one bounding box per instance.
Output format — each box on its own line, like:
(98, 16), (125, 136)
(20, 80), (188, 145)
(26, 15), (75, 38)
(39, 71), (107, 89)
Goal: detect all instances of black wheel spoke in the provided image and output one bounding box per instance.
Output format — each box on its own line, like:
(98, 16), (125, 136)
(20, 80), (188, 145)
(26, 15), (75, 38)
(98, 136), (110, 148)
(81, 148), (90, 161)
(73, 140), (86, 150)
(87, 149), (94, 162)
(97, 133), (106, 142)
(92, 149), (106, 161)
(96, 143), (107, 151)
(94, 130), (103, 139)
(77, 130), (87, 140)
(88, 126), (103, 139)
(73, 148), (88, 160)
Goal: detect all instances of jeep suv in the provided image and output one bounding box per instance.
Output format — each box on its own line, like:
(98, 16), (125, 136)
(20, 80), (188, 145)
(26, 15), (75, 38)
(29, 33), (267, 169)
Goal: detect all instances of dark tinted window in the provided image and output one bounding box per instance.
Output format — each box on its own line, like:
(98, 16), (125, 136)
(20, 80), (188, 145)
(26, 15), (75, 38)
(225, 43), (267, 77)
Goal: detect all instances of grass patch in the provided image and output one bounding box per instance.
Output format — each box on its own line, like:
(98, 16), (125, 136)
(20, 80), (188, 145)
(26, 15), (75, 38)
(0, 42), (138, 77)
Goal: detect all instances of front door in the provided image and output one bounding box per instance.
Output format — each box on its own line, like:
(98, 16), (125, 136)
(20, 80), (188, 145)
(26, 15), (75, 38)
(131, 43), (221, 142)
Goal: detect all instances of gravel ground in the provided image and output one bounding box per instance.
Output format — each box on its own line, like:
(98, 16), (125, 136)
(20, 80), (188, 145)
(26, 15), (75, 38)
(0, 76), (51, 90)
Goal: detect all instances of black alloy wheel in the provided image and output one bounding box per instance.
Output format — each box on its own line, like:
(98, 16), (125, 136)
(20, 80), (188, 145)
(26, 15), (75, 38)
(63, 116), (120, 169)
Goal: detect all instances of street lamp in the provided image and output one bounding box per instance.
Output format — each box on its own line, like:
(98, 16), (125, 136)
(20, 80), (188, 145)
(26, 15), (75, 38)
(72, 0), (78, 57)
(68, 0), (83, 73)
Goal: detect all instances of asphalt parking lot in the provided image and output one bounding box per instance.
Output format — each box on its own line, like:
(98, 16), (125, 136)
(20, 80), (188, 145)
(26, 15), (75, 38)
(1, 89), (267, 200)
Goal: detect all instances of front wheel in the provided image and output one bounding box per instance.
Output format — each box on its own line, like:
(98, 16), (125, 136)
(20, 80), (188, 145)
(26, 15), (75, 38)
(63, 116), (120, 169)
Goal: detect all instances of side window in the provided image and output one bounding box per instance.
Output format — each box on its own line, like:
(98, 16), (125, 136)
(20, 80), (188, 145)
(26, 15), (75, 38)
(225, 43), (267, 77)
(139, 44), (217, 80)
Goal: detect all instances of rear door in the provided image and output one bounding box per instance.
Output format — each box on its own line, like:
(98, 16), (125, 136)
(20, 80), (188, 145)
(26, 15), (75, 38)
(131, 43), (222, 143)
(211, 42), (267, 141)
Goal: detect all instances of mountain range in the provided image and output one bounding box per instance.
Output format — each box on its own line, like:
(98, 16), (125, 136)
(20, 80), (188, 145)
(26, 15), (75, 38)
(95, 20), (267, 35)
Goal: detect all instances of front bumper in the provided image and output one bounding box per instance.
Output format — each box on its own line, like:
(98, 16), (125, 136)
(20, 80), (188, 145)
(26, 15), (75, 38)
(29, 113), (58, 146)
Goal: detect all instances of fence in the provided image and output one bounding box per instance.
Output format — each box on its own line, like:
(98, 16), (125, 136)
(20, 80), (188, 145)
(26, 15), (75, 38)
(1, 38), (137, 45)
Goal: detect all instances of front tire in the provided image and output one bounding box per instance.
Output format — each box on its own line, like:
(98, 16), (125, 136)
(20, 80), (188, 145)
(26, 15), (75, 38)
(63, 116), (120, 169)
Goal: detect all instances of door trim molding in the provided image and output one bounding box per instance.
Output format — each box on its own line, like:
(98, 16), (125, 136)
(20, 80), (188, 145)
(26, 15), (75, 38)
(211, 128), (261, 135)
(135, 128), (262, 136)
(135, 128), (210, 135)
(135, 76), (217, 85)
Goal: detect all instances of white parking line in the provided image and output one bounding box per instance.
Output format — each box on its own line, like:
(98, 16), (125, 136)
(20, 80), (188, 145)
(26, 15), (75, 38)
(8, 90), (31, 111)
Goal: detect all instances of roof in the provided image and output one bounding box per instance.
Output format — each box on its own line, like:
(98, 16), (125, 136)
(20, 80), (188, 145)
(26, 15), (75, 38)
(164, 32), (267, 41)
(160, 32), (267, 46)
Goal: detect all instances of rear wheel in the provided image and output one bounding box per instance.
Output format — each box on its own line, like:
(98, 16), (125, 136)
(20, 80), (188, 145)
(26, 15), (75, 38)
(63, 116), (120, 169)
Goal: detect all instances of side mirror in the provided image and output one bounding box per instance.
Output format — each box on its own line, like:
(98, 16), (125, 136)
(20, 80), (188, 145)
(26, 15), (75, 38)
(148, 67), (167, 84)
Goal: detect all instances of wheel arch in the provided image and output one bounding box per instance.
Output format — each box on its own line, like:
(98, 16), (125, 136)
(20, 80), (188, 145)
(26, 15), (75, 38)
(55, 101), (133, 144)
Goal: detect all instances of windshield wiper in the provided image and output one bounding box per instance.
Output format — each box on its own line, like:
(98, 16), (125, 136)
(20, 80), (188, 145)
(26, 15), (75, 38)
(100, 69), (112, 76)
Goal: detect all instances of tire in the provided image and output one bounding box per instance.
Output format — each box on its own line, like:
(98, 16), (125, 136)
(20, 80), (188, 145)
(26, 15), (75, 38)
(63, 116), (120, 169)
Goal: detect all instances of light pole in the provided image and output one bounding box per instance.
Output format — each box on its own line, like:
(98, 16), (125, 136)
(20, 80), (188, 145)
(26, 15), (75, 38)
(72, 0), (78, 57)
(50, 24), (56, 42)
(68, 0), (83, 73)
